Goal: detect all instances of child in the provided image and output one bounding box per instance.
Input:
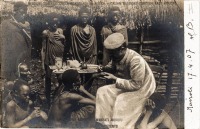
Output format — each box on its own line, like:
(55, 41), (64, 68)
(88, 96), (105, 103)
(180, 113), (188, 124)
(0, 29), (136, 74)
(136, 93), (177, 129)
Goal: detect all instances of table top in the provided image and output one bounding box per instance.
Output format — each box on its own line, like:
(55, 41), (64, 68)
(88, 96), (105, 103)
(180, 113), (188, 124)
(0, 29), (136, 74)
(50, 65), (98, 74)
(53, 68), (98, 74)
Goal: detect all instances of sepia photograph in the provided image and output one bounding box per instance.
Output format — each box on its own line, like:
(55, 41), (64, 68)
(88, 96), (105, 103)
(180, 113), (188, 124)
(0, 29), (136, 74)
(0, 0), (184, 128)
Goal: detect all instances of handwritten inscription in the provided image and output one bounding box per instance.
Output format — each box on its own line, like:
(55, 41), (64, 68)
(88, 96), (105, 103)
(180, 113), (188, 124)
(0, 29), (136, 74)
(185, 2), (200, 128)
(185, 5), (197, 113)
(186, 22), (197, 40)
(187, 87), (193, 112)
(186, 49), (196, 80)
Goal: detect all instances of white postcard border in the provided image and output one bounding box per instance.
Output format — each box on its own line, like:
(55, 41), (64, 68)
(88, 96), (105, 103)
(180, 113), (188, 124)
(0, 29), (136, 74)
(184, 1), (200, 129)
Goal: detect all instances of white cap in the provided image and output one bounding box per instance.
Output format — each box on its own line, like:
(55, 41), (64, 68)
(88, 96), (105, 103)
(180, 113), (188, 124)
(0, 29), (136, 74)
(104, 33), (125, 49)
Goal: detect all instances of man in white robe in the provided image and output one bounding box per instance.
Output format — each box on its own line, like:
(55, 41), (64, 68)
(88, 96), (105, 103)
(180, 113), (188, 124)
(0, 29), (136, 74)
(95, 33), (156, 129)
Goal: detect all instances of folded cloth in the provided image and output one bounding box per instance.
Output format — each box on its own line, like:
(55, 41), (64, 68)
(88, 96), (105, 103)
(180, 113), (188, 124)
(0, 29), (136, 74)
(67, 60), (81, 68)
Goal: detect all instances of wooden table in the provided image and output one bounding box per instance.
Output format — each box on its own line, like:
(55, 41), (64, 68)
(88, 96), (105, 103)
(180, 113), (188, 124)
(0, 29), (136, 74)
(50, 66), (98, 74)
(50, 65), (99, 85)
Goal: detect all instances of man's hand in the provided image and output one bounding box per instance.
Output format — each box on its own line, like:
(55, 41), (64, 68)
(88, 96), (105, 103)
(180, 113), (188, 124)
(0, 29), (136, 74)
(54, 33), (65, 40)
(145, 99), (155, 110)
(79, 85), (96, 101)
(29, 109), (41, 119)
(97, 65), (104, 72)
(103, 72), (117, 80)
(92, 73), (106, 78)
(39, 111), (48, 121)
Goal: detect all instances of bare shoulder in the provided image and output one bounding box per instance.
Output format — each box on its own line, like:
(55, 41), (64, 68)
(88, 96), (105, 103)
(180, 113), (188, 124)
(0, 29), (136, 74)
(57, 28), (63, 34)
(5, 81), (15, 90)
(6, 100), (16, 110)
(42, 30), (49, 36)
(59, 92), (83, 100)
(70, 92), (83, 98)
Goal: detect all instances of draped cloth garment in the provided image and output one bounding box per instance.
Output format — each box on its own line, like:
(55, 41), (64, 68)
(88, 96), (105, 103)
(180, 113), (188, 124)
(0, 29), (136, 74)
(70, 25), (97, 64)
(43, 29), (64, 65)
(1, 19), (31, 80)
(96, 49), (156, 129)
(101, 23), (128, 65)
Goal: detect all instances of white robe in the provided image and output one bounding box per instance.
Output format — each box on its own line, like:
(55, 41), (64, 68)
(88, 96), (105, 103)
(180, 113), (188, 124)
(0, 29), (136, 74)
(96, 49), (156, 129)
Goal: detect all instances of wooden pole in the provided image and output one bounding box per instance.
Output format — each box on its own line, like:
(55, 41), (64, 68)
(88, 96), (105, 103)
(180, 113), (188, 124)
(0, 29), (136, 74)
(139, 26), (144, 55)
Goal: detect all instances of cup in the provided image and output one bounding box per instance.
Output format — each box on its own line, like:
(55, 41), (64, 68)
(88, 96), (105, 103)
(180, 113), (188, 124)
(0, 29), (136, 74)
(55, 57), (62, 70)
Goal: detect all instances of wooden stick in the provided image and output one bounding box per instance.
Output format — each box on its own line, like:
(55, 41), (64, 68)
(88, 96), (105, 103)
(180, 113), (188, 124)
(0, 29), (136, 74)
(11, 15), (31, 40)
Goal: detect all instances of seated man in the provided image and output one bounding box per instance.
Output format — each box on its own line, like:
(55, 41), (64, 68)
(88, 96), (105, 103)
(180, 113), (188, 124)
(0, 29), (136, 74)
(136, 93), (177, 129)
(17, 62), (33, 84)
(96, 33), (156, 129)
(4, 62), (32, 92)
(4, 80), (47, 128)
(3, 63), (36, 106)
(48, 69), (95, 128)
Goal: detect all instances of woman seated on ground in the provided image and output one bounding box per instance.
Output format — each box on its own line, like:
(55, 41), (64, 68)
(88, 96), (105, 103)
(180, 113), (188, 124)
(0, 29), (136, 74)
(4, 80), (47, 128)
(136, 93), (177, 129)
(48, 69), (96, 128)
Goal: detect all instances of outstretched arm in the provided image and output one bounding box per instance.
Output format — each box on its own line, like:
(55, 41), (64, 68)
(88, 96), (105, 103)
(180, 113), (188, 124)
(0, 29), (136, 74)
(79, 97), (96, 105)
(70, 93), (95, 105)
(103, 57), (147, 91)
(79, 85), (95, 100)
(115, 58), (146, 90)
(138, 110), (152, 129)
(161, 111), (177, 129)
(83, 75), (96, 90)
(6, 101), (40, 128)
(147, 110), (177, 129)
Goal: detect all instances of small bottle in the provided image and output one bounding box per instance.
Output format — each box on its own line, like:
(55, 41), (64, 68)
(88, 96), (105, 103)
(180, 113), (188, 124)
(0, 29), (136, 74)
(81, 62), (87, 69)
(81, 57), (87, 69)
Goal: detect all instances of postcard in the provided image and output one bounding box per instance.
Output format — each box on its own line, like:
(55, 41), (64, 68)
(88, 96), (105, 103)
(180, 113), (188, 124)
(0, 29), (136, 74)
(0, 0), (199, 128)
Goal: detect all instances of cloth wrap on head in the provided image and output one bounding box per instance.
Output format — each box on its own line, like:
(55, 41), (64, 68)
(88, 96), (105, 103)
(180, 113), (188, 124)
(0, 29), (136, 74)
(103, 33), (125, 50)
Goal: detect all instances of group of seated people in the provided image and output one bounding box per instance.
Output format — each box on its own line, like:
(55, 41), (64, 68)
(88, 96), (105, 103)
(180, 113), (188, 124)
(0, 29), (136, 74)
(3, 32), (177, 128)
(1, 2), (177, 128)
(3, 64), (176, 128)
(3, 67), (95, 128)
